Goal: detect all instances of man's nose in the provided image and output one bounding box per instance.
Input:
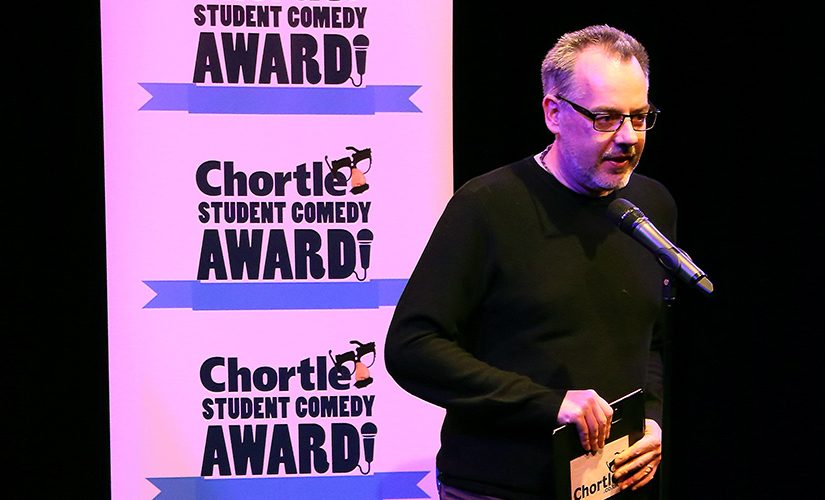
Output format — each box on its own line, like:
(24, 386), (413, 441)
(614, 117), (640, 144)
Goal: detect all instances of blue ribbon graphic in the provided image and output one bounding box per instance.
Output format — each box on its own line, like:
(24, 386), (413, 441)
(139, 83), (422, 115)
(143, 279), (407, 310)
(147, 471), (431, 499)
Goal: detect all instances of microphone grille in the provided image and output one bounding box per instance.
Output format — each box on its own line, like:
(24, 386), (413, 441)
(357, 228), (374, 242)
(353, 34), (370, 49)
(607, 198), (646, 233)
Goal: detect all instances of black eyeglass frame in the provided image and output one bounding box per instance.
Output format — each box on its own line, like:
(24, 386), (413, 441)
(556, 94), (660, 132)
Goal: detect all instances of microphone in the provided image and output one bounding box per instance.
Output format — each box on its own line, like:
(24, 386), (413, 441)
(356, 229), (373, 281)
(607, 198), (713, 294)
(351, 35), (370, 87)
(359, 422), (378, 474)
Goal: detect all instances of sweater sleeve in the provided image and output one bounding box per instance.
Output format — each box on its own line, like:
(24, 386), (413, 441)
(384, 184), (563, 427)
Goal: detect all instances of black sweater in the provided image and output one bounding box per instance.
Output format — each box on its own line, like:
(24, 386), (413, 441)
(384, 156), (675, 499)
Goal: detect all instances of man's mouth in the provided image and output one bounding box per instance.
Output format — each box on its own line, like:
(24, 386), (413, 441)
(602, 155), (634, 167)
(603, 146), (637, 166)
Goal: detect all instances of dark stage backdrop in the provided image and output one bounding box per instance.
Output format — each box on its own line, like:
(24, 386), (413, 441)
(9, 4), (820, 499)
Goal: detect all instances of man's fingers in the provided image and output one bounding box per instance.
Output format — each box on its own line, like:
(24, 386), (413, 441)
(580, 397), (612, 451)
(577, 412), (592, 451)
(593, 396), (612, 449)
(559, 389), (614, 452)
(599, 397), (613, 447)
(631, 463), (656, 490)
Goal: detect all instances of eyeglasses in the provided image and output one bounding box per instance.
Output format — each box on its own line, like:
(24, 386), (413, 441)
(556, 95), (660, 132)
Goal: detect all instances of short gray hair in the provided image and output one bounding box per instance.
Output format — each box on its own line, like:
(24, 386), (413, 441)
(541, 25), (650, 97)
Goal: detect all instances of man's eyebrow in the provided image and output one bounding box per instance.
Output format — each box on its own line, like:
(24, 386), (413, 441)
(592, 104), (651, 114)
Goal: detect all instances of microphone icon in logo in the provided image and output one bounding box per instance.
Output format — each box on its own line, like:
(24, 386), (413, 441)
(358, 422), (378, 474)
(350, 34), (370, 87)
(355, 229), (373, 281)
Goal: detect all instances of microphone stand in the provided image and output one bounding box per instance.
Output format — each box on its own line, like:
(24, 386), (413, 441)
(660, 276), (675, 500)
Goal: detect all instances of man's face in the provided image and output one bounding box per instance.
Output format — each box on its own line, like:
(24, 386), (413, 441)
(544, 47), (650, 196)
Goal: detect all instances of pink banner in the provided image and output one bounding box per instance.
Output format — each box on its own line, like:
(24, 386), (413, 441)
(100, 1), (452, 498)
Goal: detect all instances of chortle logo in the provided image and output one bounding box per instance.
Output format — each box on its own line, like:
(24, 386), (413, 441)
(197, 345), (380, 478)
(330, 339), (376, 388)
(326, 145), (373, 194)
(606, 453), (619, 484)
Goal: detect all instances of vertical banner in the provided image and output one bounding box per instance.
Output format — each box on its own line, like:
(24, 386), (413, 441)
(100, 1), (452, 499)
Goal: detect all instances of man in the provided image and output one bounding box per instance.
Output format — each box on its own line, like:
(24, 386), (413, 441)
(385, 25), (669, 499)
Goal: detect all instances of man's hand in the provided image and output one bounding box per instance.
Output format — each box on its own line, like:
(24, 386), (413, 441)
(612, 418), (663, 491)
(557, 389), (613, 452)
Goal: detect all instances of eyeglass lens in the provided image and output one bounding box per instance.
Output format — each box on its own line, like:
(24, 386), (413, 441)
(593, 112), (656, 132)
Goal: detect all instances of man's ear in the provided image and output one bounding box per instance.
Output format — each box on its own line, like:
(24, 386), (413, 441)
(542, 94), (561, 134)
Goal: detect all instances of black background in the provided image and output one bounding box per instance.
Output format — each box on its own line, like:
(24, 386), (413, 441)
(8, 3), (821, 499)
